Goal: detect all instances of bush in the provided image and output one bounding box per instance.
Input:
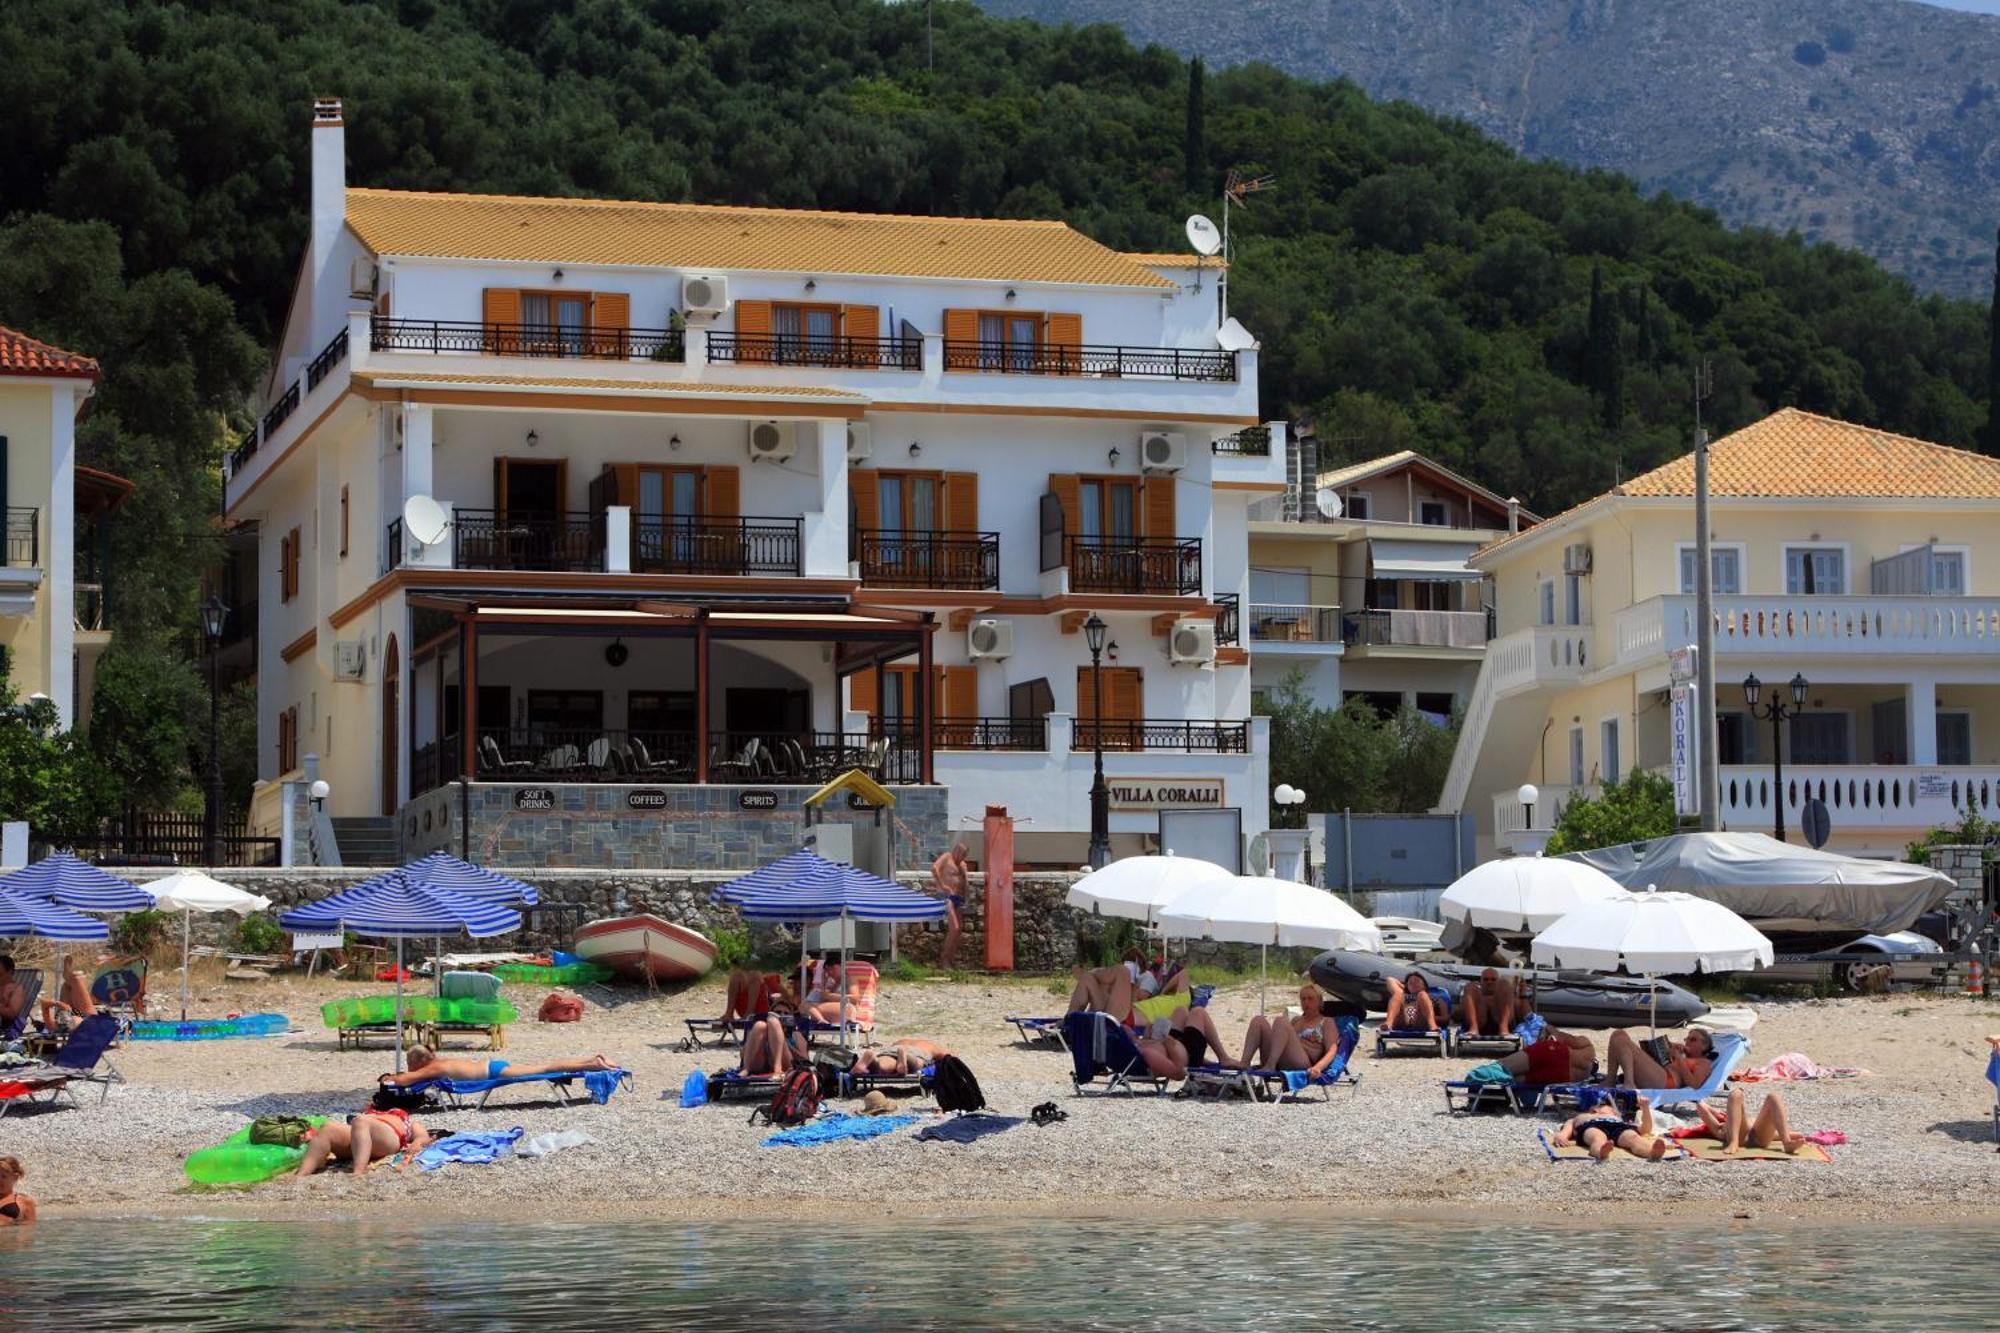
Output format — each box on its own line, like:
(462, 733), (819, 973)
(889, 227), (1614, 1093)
(111, 907), (172, 958)
(234, 913), (284, 956)
(1545, 771), (1677, 854)
(708, 925), (751, 970)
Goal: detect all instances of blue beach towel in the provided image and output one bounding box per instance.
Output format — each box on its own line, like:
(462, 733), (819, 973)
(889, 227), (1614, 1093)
(914, 1114), (1025, 1144)
(1517, 1013), (1548, 1044)
(1987, 1051), (1999, 1091)
(582, 1070), (623, 1105)
(415, 1127), (525, 1171)
(761, 1112), (921, 1148)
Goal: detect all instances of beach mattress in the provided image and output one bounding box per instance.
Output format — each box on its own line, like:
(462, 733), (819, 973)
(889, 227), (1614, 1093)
(131, 1013), (289, 1042)
(185, 1116), (329, 1184)
(320, 995), (519, 1029)
(492, 962), (614, 987)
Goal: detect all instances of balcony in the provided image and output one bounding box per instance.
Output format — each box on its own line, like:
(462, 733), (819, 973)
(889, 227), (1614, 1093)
(1248, 602), (1341, 644)
(370, 317), (684, 362)
(706, 332), (919, 370)
(1343, 608), (1490, 650)
(418, 726), (921, 796)
(4, 508), (38, 567)
(1487, 624), (1592, 697)
(854, 529), (1000, 590)
(633, 516), (802, 577)
(1060, 535), (1203, 596)
(1071, 719), (1251, 753)
(75, 583), (105, 632)
(1214, 592), (1240, 646)
(453, 510), (601, 572)
(934, 716), (1048, 750)
(388, 511), (804, 577)
(1618, 594), (2000, 667)
(1719, 764), (2000, 832)
(1211, 425), (1270, 456)
(942, 340), (1236, 382)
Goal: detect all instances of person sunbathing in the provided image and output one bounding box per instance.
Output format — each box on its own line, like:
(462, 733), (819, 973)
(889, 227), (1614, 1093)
(37, 957), (100, 1033)
(1685, 1088), (1808, 1155)
(739, 1014), (807, 1076)
(1605, 1027), (1714, 1090)
(0, 1154), (36, 1225)
(1554, 1094), (1669, 1161)
(720, 969), (796, 1022)
(0, 956), (26, 1033)
(854, 1037), (949, 1074)
(1234, 985), (1345, 1076)
(1065, 947), (1149, 1020)
(1499, 1026), (1596, 1084)
(295, 1109), (432, 1177)
(798, 959), (877, 1025)
(378, 1045), (618, 1088)
(1461, 968), (1519, 1036)
(1381, 969), (1446, 1031)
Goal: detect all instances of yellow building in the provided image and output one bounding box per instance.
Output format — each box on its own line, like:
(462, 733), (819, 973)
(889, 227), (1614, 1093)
(1440, 408), (2000, 858)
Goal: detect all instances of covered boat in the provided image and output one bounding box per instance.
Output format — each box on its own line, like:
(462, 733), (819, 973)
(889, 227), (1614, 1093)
(574, 914), (717, 983)
(1308, 949), (1708, 1030)
(1559, 832), (1956, 950)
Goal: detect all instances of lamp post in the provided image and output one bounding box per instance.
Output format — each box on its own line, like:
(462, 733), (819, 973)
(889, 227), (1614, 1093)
(201, 595), (229, 867)
(1744, 672), (1808, 842)
(1084, 613), (1110, 870)
(1517, 782), (1540, 833)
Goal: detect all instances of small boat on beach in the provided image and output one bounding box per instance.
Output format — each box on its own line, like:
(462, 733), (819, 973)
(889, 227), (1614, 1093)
(574, 914), (717, 984)
(1309, 949), (1709, 1030)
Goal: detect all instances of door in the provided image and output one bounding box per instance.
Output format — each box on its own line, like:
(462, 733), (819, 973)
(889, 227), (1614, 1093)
(1077, 666), (1144, 751)
(494, 459), (566, 568)
(520, 292), (589, 356)
(381, 635), (400, 817)
(1788, 712), (1850, 765)
(633, 465), (705, 569)
(629, 689), (696, 768)
(1872, 699), (1909, 765)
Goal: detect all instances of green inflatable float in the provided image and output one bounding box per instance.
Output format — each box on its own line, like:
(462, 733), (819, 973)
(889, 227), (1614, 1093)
(184, 1116), (330, 1185)
(491, 962), (612, 987)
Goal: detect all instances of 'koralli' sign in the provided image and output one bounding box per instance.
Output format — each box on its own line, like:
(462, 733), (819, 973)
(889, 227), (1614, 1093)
(1108, 778), (1223, 812)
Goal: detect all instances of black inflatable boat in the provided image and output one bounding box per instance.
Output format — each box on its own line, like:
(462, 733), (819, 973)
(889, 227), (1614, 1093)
(1308, 949), (1709, 1031)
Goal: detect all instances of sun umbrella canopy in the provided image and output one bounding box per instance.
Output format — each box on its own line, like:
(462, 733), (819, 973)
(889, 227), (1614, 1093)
(0, 887), (110, 941)
(1440, 856), (1626, 934)
(145, 870), (273, 916)
(278, 871), (522, 939)
(399, 852), (540, 906)
(721, 855), (945, 924)
(1531, 888), (1774, 975)
(1065, 854), (1235, 925)
(2, 853), (152, 912)
(713, 848), (835, 907)
(1156, 876), (1383, 951)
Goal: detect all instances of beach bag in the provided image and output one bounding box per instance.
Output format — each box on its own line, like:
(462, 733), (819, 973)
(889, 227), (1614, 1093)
(929, 1054), (985, 1114)
(813, 1049), (857, 1099)
(1465, 1061), (1514, 1086)
(371, 1084), (433, 1113)
(751, 1066), (821, 1128)
(538, 992), (584, 1023)
(247, 1114), (315, 1148)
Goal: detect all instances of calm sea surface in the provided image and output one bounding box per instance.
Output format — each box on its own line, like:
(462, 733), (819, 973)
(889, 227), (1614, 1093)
(0, 1215), (1989, 1329)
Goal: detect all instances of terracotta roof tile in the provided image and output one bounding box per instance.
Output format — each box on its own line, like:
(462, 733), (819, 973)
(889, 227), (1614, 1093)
(347, 189), (1176, 290)
(1621, 407), (2000, 499)
(0, 325), (99, 380)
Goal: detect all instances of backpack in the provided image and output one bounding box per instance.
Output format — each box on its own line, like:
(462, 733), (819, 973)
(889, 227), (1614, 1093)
(750, 1066), (821, 1128)
(928, 1054), (985, 1115)
(247, 1114), (315, 1148)
(538, 992), (584, 1023)
(371, 1083), (434, 1113)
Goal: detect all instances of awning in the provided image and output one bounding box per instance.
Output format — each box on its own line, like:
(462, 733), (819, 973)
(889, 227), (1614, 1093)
(1369, 537), (1483, 582)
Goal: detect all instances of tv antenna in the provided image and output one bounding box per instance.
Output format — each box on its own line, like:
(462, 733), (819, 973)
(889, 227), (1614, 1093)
(1220, 168), (1275, 323)
(1185, 213), (1221, 292)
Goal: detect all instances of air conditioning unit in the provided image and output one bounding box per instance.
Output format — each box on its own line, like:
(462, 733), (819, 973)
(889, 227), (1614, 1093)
(1140, 430), (1187, 474)
(348, 258), (379, 299)
(682, 275), (730, 316)
(747, 420), (795, 463)
(967, 618), (1014, 660)
(846, 422), (873, 463)
(1563, 543), (1594, 576)
(1168, 617), (1216, 665)
(334, 641), (367, 680)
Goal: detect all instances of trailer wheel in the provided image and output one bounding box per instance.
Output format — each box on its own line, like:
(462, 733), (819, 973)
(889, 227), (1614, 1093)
(1838, 959), (1893, 993)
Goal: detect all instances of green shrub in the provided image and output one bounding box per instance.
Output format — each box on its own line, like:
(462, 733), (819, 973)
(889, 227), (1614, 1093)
(234, 914), (284, 956)
(709, 925), (752, 970)
(111, 907), (172, 958)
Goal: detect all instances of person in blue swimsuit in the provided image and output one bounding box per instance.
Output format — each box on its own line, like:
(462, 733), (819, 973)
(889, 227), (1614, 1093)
(378, 1046), (618, 1087)
(930, 842), (969, 968)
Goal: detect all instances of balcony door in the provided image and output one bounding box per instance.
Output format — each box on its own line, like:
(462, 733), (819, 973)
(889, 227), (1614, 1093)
(639, 465), (705, 565)
(491, 459), (567, 569)
(1787, 712), (1851, 765)
(876, 472), (936, 583)
(1077, 665), (1144, 751)
(520, 291), (589, 357)
(773, 303), (839, 364)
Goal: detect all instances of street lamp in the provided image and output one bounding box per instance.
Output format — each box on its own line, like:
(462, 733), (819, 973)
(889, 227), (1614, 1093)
(201, 595), (229, 867)
(1517, 782), (1539, 831)
(1084, 612), (1110, 870)
(309, 779), (331, 812)
(1273, 782), (1306, 828)
(1743, 671), (1808, 842)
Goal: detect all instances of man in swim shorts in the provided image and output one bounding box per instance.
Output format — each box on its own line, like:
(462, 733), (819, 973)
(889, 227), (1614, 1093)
(930, 842), (969, 969)
(377, 1045), (619, 1087)
(1461, 968), (1520, 1036)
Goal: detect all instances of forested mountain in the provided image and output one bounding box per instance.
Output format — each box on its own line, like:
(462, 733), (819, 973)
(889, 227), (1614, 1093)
(0, 0), (1991, 806)
(980, 0), (2000, 299)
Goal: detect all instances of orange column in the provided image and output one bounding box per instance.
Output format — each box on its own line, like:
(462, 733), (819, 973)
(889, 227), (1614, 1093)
(695, 616), (710, 783)
(983, 804), (1015, 971)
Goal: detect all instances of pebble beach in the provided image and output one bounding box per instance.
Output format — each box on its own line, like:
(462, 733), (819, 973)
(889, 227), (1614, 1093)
(6, 964), (1998, 1222)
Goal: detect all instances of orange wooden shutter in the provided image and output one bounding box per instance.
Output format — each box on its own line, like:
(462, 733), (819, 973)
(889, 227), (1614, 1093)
(943, 472), (978, 532)
(849, 667), (879, 719)
(943, 308), (979, 370)
(941, 665), (977, 746)
(591, 291), (631, 358)
(1076, 666), (1099, 723)
(841, 304), (880, 358)
(1050, 474), (1081, 540)
(1046, 312), (1082, 375)
(704, 465), (740, 518)
(1110, 668), (1143, 721)
(493, 459), (507, 510)
(1144, 475), (1176, 539)
(851, 470), (881, 531)
(736, 299), (774, 363)
(609, 465), (638, 506)
(483, 288), (521, 353)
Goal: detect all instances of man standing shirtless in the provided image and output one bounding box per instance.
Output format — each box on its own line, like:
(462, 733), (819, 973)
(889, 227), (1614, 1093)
(931, 842), (969, 968)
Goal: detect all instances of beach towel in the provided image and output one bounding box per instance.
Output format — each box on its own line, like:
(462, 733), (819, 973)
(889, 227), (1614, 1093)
(1675, 1137), (1833, 1163)
(1515, 1013), (1547, 1044)
(914, 1114), (1025, 1145)
(581, 1070), (623, 1105)
(416, 1126), (524, 1171)
(761, 1112), (919, 1148)
(1735, 1052), (1869, 1082)
(1465, 1061), (1513, 1085)
(1537, 1128), (1688, 1162)
(517, 1130), (591, 1158)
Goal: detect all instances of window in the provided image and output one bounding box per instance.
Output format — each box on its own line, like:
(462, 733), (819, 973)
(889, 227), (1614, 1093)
(1788, 712), (1851, 765)
(1715, 712), (1753, 765)
(976, 311), (1044, 371)
(1600, 719), (1621, 785)
(1567, 726), (1585, 786)
(1415, 692), (1456, 719)
(1937, 712), (1973, 766)
(526, 690), (603, 736)
(1564, 573), (1584, 626)
(1785, 546), (1846, 595)
(338, 486), (349, 559)
(1419, 500), (1448, 526)
(278, 706), (299, 773)
(1079, 478), (1138, 540)
(773, 303), (840, 362)
(519, 291), (589, 356)
(1538, 579), (1556, 627)
(1677, 545), (1742, 595)
(280, 527), (301, 602)
(1344, 492), (1371, 520)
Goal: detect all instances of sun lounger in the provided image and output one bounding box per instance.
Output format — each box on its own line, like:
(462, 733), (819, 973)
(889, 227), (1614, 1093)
(1443, 1076), (1551, 1116)
(1452, 1028), (1523, 1058)
(1542, 1031), (1750, 1113)
(679, 1017), (759, 1051)
(322, 995), (437, 1050)
(704, 1069), (783, 1103)
(1185, 1016), (1363, 1102)
(0, 1014), (121, 1116)
(3, 970), (43, 1044)
(415, 1064), (633, 1110)
(1009, 985), (1213, 1052)
(424, 975), (517, 1051)
(1062, 1011), (1167, 1096)
(1375, 1026), (1448, 1058)
(1006, 1015), (1070, 1049)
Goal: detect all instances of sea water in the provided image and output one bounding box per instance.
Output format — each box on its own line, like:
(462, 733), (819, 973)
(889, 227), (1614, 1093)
(0, 1215), (1989, 1329)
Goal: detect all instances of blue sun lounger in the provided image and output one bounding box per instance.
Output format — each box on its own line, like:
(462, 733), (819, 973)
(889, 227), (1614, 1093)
(1542, 1030), (1750, 1113)
(0, 1014), (122, 1116)
(1063, 1011), (1167, 1096)
(1013, 986), (1213, 1052)
(416, 1063), (633, 1110)
(1185, 1016), (1363, 1102)
(1375, 1026), (1448, 1058)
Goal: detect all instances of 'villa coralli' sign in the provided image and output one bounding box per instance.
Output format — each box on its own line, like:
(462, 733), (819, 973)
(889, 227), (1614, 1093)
(1108, 777), (1224, 813)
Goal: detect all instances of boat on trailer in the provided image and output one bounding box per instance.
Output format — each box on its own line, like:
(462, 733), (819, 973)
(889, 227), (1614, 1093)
(574, 914), (717, 983)
(1308, 949), (1709, 1030)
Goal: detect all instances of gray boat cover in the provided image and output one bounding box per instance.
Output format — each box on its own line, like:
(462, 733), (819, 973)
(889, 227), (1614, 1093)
(1560, 832), (1955, 935)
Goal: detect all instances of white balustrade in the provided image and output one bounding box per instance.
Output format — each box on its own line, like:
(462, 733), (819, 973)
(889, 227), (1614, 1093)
(1717, 764), (2000, 830)
(1620, 595), (2000, 664)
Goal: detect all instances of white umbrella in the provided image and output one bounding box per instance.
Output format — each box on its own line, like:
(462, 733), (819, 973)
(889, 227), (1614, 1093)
(1066, 853), (1235, 925)
(1440, 855), (1626, 933)
(1531, 884), (1774, 1033)
(145, 870), (273, 1021)
(1156, 874), (1382, 1013)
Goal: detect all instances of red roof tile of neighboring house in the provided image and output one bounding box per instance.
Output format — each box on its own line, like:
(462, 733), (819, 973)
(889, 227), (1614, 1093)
(0, 325), (100, 381)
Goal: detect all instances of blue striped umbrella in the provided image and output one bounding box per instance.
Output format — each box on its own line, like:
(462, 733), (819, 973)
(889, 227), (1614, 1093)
(399, 852), (540, 906)
(712, 849), (837, 906)
(2, 853), (152, 912)
(0, 887), (111, 942)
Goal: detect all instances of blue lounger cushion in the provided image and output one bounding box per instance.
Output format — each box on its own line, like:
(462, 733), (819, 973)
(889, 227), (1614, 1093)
(418, 1065), (632, 1106)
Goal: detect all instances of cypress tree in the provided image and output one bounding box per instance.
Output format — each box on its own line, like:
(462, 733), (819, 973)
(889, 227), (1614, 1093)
(1185, 57), (1206, 193)
(1986, 226), (2000, 454)
(1588, 265), (1624, 430)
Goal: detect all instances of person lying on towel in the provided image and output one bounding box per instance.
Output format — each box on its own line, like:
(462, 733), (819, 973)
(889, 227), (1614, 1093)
(852, 1038), (950, 1075)
(1682, 1089), (1810, 1156)
(297, 1108), (433, 1176)
(1605, 1028), (1715, 1090)
(378, 1045), (619, 1088)
(1553, 1094), (1670, 1161)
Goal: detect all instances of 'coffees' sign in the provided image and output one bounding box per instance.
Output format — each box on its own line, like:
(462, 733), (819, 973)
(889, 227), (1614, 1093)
(738, 789), (779, 810)
(514, 787), (556, 811)
(626, 789), (669, 810)
(1108, 778), (1223, 813)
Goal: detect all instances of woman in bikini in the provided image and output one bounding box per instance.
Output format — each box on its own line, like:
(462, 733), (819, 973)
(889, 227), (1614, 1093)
(738, 1014), (808, 1076)
(1380, 969), (1446, 1031)
(1605, 1027), (1715, 1090)
(1686, 1088), (1808, 1155)
(1234, 985), (1344, 1076)
(295, 1108), (433, 1176)
(853, 1037), (949, 1075)
(0, 1155), (36, 1225)
(1553, 1094), (1669, 1161)
(719, 969), (796, 1023)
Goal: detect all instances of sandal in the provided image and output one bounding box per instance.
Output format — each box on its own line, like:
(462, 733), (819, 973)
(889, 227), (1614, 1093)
(1029, 1101), (1067, 1127)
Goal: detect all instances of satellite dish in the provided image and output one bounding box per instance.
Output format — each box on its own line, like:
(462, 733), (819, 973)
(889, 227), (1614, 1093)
(403, 494), (449, 547)
(1315, 487), (1343, 519)
(1185, 213), (1222, 257)
(1215, 317), (1256, 352)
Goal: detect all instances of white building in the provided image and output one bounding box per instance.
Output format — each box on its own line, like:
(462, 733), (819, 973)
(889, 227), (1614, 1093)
(230, 99), (1276, 869)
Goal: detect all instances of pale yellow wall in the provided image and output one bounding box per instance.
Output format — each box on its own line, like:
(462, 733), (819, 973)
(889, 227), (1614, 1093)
(1247, 531), (1346, 607)
(1533, 676), (1643, 789)
(0, 382), (55, 699)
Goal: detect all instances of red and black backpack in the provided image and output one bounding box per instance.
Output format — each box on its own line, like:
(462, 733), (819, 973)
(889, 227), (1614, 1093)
(750, 1066), (821, 1128)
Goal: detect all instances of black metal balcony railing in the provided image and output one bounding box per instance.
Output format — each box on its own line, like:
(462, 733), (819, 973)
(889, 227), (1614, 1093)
(854, 529), (1000, 590)
(943, 341), (1236, 382)
(1211, 425), (1271, 456)
(932, 716), (1049, 751)
(75, 582), (104, 631)
(1066, 535), (1203, 596)
(1214, 592), (1240, 646)
(454, 510), (601, 572)
(706, 332), (921, 370)
(261, 381), (301, 442)
(1072, 719), (1251, 753)
(709, 729), (921, 784)
(370, 317), (686, 362)
(306, 326), (350, 390)
(3, 508), (38, 567)
(634, 516), (802, 577)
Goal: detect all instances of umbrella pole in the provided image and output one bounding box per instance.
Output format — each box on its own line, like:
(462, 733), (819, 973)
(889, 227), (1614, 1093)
(1648, 974), (1659, 1040)
(838, 909), (852, 1051)
(395, 936), (407, 1074)
(1260, 941), (1267, 1016)
(181, 909), (191, 1022)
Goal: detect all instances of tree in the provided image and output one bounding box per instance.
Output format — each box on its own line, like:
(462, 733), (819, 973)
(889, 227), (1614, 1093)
(1588, 264), (1625, 430)
(1256, 670), (1459, 820)
(1544, 771), (1677, 854)
(1184, 56), (1206, 194)
(0, 678), (113, 843)
(1985, 225), (2000, 455)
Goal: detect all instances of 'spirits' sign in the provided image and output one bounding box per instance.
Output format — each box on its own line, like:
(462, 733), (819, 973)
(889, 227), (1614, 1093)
(1108, 778), (1223, 812)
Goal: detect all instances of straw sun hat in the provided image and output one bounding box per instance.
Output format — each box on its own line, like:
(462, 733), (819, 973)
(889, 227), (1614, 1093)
(857, 1089), (897, 1116)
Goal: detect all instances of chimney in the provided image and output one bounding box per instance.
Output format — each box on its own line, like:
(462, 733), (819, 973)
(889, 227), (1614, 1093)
(1506, 496), (1521, 534)
(310, 98), (347, 339)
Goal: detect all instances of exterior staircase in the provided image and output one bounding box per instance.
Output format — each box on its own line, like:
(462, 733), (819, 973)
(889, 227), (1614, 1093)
(330, 816), (399, 867)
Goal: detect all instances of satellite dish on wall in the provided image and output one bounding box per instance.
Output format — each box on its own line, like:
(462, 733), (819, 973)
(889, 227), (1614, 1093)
(1216, 318), (1256, 352)
(1185, 213), (1223, 257)
(1315, 487), (1343, 519)
(404, 494), (449, 547)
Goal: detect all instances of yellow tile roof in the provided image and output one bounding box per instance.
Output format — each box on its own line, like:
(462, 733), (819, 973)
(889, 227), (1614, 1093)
(1122, 252), (1228, 270)
(1621, 407), (2000, 498)
(347, 189), (1176, 289)
(352, 370), (864, 400)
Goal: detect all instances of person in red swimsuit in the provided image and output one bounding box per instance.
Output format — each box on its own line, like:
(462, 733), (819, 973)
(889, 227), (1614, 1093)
(295, 1109), (433, 1176)
(1498, 1026), (1596, 1084)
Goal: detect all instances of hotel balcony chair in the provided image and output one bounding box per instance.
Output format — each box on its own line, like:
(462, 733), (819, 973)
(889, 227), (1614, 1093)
(479, 735), (532, 775)
(711, 737), (760, 781)
(628, 736), (687, 779)
(782, 738), (812, 780)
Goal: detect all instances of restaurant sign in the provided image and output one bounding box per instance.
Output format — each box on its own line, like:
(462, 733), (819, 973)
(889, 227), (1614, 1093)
(626, 789), (669, 810)
(738, 789), (779, 810)
(1108, 777), (1224, 813)
(513, 787), (556, 811)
